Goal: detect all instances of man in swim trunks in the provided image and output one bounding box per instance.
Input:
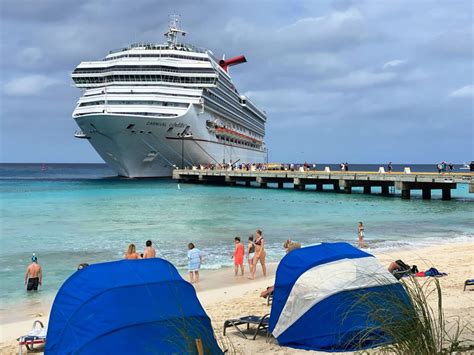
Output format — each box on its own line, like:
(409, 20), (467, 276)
(143, 240), (156, 258)
(25, 254), (42, 291)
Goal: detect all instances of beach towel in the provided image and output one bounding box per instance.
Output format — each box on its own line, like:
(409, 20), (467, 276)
(424, 267), (447, 277)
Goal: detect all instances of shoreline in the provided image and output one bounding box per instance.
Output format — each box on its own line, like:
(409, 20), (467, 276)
(1, 241), (473, 353)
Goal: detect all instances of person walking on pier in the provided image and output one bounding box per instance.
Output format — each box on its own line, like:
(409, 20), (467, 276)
(357, 222), (366, 248)
(388, 162), (393, 173)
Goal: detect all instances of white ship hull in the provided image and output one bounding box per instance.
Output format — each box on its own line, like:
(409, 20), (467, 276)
(75, 105), (266, 177)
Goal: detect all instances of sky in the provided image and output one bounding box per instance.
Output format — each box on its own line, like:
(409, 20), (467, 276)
(0, 0), (472, 164)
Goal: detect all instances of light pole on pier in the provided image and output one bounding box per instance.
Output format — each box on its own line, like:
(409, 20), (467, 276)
(180, 132), (193, 169)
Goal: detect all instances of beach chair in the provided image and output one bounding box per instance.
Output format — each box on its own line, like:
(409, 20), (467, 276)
(17, 320), (46, 355)
(464, 279), (474, 291)
(267, 292), (273, 306)
(223, 314), (270, 340)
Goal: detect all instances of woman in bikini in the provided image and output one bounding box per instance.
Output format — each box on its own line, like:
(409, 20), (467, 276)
(251, 229), (266, 279)
(124, 243), (140, 259)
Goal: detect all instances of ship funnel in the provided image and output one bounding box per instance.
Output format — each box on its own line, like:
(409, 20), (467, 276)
(219, 55), (247, 72)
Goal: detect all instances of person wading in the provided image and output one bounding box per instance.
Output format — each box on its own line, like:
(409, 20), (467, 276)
(25, 254), (42, 291)
(251, 229), (267, 279)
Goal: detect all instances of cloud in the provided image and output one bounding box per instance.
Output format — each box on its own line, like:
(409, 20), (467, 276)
(322, 70), (397, 90)
(277, 8), (372, 50)
(16, 47), (43, 68)
(382, 59), (407, 69)
(0, 0), (472, 163)
(4, 74), (61, 96)
(448, 85), (474, 99)
(426, 29), (473, 58)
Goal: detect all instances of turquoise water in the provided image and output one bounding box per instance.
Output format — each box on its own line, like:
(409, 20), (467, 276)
(0, 164), (473, 307)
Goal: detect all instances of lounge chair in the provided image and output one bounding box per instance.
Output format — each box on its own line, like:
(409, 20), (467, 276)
(17, 320), (46, 355)
(267, 292), (273, 306)
(260, 286), (274, 305)
(223, 314), (270, 340)
(464, 279), (474, 291)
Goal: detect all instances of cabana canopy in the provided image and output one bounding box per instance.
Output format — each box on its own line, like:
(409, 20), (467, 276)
(46, 258), (221, 354)
(269, 242), (411, 352)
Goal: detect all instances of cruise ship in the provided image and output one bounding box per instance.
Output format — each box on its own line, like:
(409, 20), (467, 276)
(72, 16), (267, 177)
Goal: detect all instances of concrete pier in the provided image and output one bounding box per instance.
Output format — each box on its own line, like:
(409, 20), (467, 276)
(173, 169), (473, 201)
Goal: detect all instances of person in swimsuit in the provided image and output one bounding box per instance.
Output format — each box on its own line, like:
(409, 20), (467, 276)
(143, 240), (156, 258)
(124, 244), (141, 259)
(25, 254), (42, 291)
(247, 235), (255, 278)
(252, 229), (266, 278)
(358, 222), (365, 248)
(232, 237), (244, 276)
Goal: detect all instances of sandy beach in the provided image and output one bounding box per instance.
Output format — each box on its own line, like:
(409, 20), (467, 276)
(1, 242), (473, 354)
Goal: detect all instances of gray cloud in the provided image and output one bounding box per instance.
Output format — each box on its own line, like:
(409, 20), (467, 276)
(1, 0), (472, 164)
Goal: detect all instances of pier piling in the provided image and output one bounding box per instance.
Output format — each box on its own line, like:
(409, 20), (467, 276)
(422, 188), (431, 200)
(442, 188), (451, 200)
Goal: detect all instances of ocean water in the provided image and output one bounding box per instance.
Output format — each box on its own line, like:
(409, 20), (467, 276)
(0, 163), (473, 307)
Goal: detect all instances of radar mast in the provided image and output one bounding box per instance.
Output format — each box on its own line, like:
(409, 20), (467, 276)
(164, 14), (186, 48)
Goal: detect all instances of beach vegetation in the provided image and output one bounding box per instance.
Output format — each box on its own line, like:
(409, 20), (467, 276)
(352, 276), (472, 354)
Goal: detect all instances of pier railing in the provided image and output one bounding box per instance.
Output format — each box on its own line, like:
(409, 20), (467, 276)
(172, 168), (474, 200)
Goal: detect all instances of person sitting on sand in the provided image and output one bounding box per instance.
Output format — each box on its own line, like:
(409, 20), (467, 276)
(247, 235), (255, 277)
(124, 244), (141, 259)
(388, 259), (418, 279)
(25, 254), (42, 291)
(143, 240), (156, 258)
(283, 239), (301, 253)
(251, 229), (266, 279)
(260, 285), (274, 299)
(232, 237), (245, 276)
(187, 243), (202, 283)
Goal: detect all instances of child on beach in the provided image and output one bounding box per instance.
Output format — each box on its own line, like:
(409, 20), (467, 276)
(232, 237), (245, 276)
(187, 243), (202, 283)
(358, 222), (366, 248)
(247, 235), (255, 277)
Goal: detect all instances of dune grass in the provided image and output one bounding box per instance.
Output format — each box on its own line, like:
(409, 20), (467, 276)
(353, 276), (472, 354)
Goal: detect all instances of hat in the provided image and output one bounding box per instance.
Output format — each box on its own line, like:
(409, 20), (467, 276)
(32, 253), (38, 262)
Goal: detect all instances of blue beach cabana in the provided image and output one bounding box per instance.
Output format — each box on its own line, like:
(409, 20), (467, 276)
(269, 242), (411, 351)
(45, 258), (221, 354)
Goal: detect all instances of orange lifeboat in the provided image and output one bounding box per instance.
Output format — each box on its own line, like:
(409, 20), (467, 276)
(215, 127), (262, 146)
